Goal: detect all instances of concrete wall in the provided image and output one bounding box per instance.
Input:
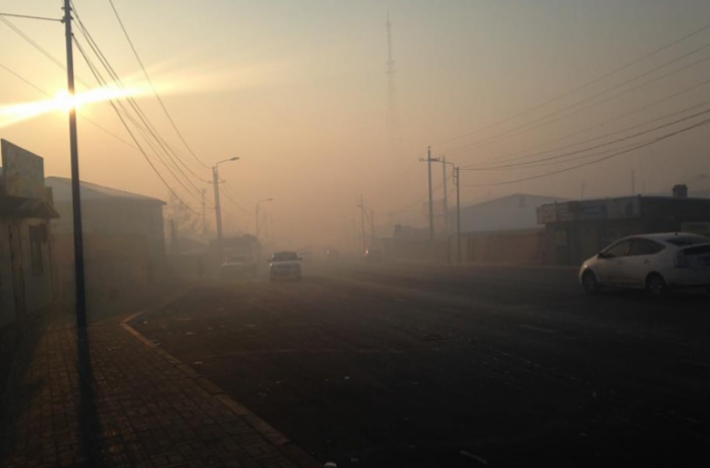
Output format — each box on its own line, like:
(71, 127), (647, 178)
(53, 233), (153, 308)
(0, 219), (53, 326)
(52, 199), (166, 266)
(20, 219), (53, 314)
(458, 229), (544, 265)
(0, 220), (15, 326)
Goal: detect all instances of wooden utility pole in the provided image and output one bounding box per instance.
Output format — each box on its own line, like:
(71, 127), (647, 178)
(427, 146), (434, 239)
(63, 0), (87, 327)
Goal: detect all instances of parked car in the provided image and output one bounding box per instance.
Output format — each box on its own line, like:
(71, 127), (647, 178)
(269, 251), (302, 281)
(579, 232), (710, 297)
(220, 255), (257, 278)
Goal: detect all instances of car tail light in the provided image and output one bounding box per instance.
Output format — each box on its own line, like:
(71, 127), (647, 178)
(674, 251), (690, 268)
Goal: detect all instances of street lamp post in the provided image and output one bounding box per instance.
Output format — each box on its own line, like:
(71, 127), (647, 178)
(213, 157), (239, 262)
(255, 198), (273, 240)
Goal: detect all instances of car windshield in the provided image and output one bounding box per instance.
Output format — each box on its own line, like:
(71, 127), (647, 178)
(665, 235), (710, 246)
(272, 252), (298, 262)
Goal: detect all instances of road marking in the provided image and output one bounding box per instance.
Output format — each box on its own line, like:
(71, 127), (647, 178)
(519, 324), (557, 334)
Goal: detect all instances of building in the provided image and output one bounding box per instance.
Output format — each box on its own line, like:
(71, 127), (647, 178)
(455, 193), (567, 234)
(537, 188), (710, 265)
(0, 140), (58, 326)
(45, 177), (166, 305)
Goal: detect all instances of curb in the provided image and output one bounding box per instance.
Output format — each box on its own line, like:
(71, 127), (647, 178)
(120, 306), (321, 468)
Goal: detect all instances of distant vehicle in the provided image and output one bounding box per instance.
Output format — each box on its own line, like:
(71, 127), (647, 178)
(269, 251), (302, 281)
(579, 232), (710, 297)
(363, 248), (383, 263)
(325, 248), (340, 261)
(220, 255), (257, 278)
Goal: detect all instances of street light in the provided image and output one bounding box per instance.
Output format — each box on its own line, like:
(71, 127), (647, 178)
(213, 157), (240, 261)
(255, 198), (273, 240)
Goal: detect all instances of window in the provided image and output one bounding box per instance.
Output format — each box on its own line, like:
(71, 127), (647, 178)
(604, 240), (631, 258)
(666, 235), (709, 246)
(29, 225), (44, 276)
(629, 239), (665, 256)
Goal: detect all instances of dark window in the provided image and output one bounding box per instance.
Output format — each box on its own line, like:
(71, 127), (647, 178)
(629, 239), (665, 256)
(29, 226), (44, 276)
(666, 235), (709, 246)
(604, 240), (631, 258)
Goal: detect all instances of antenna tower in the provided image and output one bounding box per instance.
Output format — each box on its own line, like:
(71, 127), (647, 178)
(386, 12), (399, 135)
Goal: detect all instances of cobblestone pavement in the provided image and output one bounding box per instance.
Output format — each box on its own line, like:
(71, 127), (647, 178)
(0, 315), (318, 468)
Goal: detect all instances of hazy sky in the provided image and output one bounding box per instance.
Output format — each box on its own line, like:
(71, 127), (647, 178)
(2, 0), (710, 247)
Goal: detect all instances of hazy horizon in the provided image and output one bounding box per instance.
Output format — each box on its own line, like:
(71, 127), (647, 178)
(3, 0), (710, 248)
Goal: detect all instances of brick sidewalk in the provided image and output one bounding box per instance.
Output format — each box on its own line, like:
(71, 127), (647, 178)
(0, 315), (319, 468)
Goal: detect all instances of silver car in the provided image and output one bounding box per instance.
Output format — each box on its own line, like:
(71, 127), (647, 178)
(579, 232), (710, 297)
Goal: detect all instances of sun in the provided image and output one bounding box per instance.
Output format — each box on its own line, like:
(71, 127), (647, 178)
(54, 90), (79, 112)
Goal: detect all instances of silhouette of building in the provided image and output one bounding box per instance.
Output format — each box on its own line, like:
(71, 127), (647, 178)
(45, 177), (166, 307)
(0, 140), (58, 325)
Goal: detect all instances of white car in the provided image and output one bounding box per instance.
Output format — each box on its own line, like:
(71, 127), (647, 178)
(579, 232), (710, 297)
(268, 251), (302, 281)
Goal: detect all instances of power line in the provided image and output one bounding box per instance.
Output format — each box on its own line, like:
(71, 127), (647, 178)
(220, 185), (250, 215)
(447, 44), (710, 158)
(71, 9), (210, 188)
(460, 116), (710, 186)
(0, 16), (92, 88)
(464, 103), (710, 170)
(389, 173), (449, 213)
(0, 12), (61, 22)
(434, 20), (710, 148)
(74, 36), (201, 213)
(105, 0), (209, 169)
(468, 75), (710, 168)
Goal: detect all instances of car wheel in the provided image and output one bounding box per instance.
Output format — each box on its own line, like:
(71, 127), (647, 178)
(582, 271), (600, 295)
(646, 273), (666, 299)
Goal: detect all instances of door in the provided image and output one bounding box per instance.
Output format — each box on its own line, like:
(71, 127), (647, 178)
(596, 239), (632, 285)
(622, 239), (666, 287)
(8, 224), (26, 315)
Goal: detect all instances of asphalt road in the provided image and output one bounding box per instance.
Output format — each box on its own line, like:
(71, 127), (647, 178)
(133, 261), (710, 467)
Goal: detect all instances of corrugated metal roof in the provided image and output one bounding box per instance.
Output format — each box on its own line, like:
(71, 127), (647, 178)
(45, 176), (165, 204)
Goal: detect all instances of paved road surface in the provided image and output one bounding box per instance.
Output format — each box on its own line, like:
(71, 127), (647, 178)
(133, 262), (710, 467)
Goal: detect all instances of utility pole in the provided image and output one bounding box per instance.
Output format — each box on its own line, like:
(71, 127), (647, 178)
(442, 156), (449, 234)
(255, 198), (273, 241)
(455, 166), (461, 263)
(212, 166), (224, 260)
(370, 209), (375, 246)
(359, 194), (367, 251)
(427, 146), (434, 240)
(63, 0), (87, 327)
(385, 12), (398, 137)
(201, 189), (207, 234)
(170, 219), (177, 255)
(212, 157), (239, 260)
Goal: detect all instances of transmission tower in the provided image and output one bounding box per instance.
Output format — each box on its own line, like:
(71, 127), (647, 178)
(386, 12), (399, 136)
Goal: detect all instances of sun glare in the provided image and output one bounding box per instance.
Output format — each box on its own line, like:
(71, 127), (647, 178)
(54, 90), (78, 112)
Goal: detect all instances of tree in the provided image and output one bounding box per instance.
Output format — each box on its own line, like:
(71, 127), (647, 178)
(164, 193), (204, 242)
